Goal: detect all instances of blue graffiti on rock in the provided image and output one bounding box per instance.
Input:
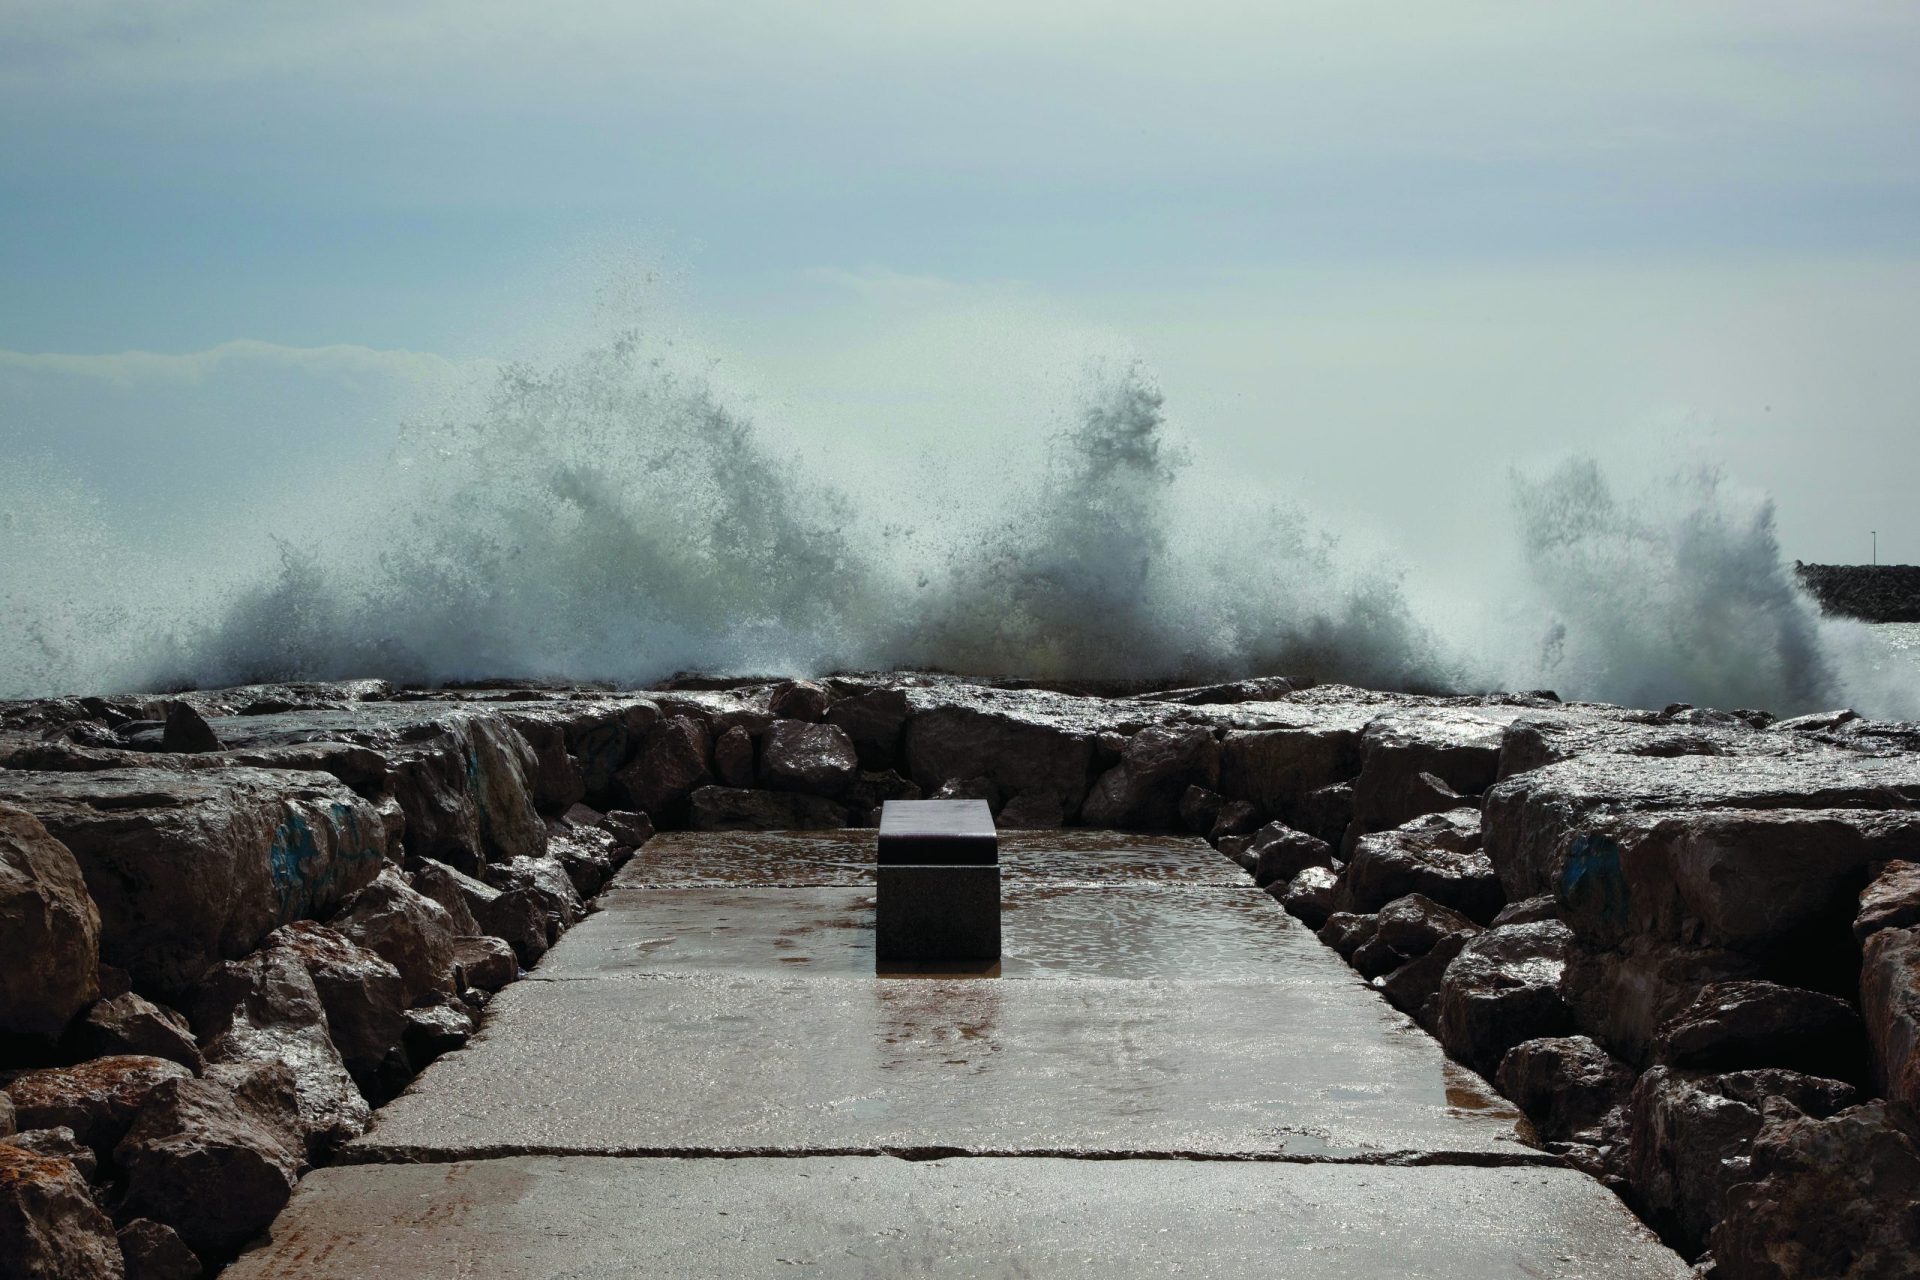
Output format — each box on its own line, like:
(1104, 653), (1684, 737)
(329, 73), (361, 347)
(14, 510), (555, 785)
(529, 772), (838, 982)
(268, 804), (384, 920)
(1559, 831), (1629, 933)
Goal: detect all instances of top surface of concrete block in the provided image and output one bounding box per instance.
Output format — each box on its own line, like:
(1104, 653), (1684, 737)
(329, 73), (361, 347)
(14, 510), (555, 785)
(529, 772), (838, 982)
(879, 798), (998, 864)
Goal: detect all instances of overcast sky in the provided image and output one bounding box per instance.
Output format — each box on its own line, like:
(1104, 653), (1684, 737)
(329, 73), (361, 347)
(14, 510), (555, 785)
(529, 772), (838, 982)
(3, 0), (1918, 571)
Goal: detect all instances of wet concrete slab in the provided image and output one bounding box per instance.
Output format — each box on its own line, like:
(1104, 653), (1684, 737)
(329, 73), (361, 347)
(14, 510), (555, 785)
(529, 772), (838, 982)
(617, 828), (1244, 888)
(536, 885), (1319, 980)
(228, 1155), (1691, 1279)
(349, 971), (1537, 1163)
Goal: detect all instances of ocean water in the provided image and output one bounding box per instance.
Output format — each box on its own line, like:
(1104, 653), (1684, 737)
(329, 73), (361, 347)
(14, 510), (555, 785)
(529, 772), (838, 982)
(2, 331), (1916, 722)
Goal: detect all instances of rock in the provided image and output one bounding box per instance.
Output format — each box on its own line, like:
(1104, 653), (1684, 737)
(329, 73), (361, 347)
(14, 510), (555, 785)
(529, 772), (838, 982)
(1294, 781), (1355, 848)
(1374, 893), (1479, 959)
(117, 1218), (203, 1280)
(6, 1127), (96, 1183)
(328, 868), (457, 1006)
(547, 828), (624, 897)
(1656, 981), (1868, 1082)
(1178, 786), (1226, 834)
(159, 702), (222, 754)
(1495, 1035), (1635, 1143)
(1435, 920), (1574, 1077)
(264, 922), (407, 1095)
(484, 856), (583, 937)
(903, 691), (1099, 823)
(1081, 726), (1220, 830)
(1374, 931), (1474, 1031)
(1276, 865), (1339, 928)
(451, 936), (517, 992)
(1247, 823), (1333, 889)
(4, 1056), (191, 1157)
(996, 789), (1065, 829)
(767, 680), (833, 723)
(1563, 937), (1763, 1068)
(114, 1076), (300, 1258)
(406, 859), (484, 937)
(1856, 860), (1920, 941)
(0, 803), (102, 1041)
(931, 777), (1000, 808)
(687, 786), (849, 831)
(67, 995), (203, 1075)
(612, 716), (712, 816)
(1626, 1067), (1859, 1255)
(189, 944), (370, 1155)
(1216, 721), (1364, 827)
(824, 688), (911, 769)
(401, 1004), (472, 1068)
(1208, 800), (1261, 840)
(1316, 913), (1378, 963)
(1345, 708), (1512, 851)
(554, 803), (604, 831)
(1861, 926), (1920, 1107)
(0, 769), (385, 998)
(1713, 1100), (1920, 1280)
(759, 721), (859, 797)
(712, 726), (757, 789)
(599, 810), (654, 849)
(1134, 676), (1299, 705)
(1215, 835), (1255, 872)
(0, 1091), (11, 1137)
(842, 770), (923, 814)
(1336, 809), (1503, 923)
(0, 1143), (125, 1279)
(1491, 895), (1561, 927)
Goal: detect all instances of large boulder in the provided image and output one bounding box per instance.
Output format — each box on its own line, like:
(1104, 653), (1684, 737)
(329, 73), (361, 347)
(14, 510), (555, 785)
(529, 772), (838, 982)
(1861, 925), (1920, 1107)
(66, 995), (203, 1075)
(1080, 726), (1220, 830)
(484, 856), (584, 936)
(263, 921), (407, 1094)
(1335, 808), (1503, 923)
(1275, 865), (1339, 928)
(1655, 981), (1867, 1083)
(1435, 920), (1574, 1077)
(1857, 860), (1920, 941)
(115, 1217), (202, 1280)
(711, 726), (756, 789)
(687, 787), (849, 831)
(612, 716), (712, 816)
(114, 1076), (301, 1259)
(758, 721), (859, 797)
(1344, 707), (1512, 851)
(1248, 822), (1333, 889)
(902, 688), (1102, 822)
(0, 803), (101, 1041)
(824, 688), (911, 770)
(327, 868), (457, 1006)
(1216, 720), (1364, 826)
(0, 769), (385, 998)
(409, 859), (547, 968)
(0, 1144), (125, 1279)
(5, 1056), (191, 1158)
(1713, 1100), (1920, 1280)
(1495, 1034), (1635, 1144)
(1563, 937), (1762, 1068)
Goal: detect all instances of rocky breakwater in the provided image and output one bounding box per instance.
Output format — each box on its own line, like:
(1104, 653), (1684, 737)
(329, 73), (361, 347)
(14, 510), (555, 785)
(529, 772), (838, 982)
(4, 671), (1920, 1277)
(1795, 563), (1920, 624)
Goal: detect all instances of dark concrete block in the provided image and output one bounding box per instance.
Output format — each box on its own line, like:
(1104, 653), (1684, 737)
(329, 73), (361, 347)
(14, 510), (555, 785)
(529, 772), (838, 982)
(878, 799), (998, 865)
(876, 864), (1002, 963)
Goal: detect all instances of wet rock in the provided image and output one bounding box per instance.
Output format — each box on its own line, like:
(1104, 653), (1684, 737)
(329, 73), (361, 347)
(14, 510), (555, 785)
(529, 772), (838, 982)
(558, 700), (660, 800)
(1435, 920), (1573, 1077)
(1178, 785), (1226, 834)
(1207, 799), (1261, 839)
(117, 1218), (203, 1280)
(484, 856), (583, 938)
(488, 708), (588, 815)
(1374, 893), (1479, 959)
(613, 716), (712, 817)
(547, 828), (624, 897)
(599, 810), (654, 849)
(1656, 981), (1868, 1082)
(842, 770), (923, 815)
(687, 786), (849, 831)
(1626, 1067), (1859, 1255)
(1713, 1100), (1920, 1280)
(712, 726), (757, 789)
(1856, 860), (1920, 941)
(0, 768), (385, 998)
(1861, 926), (1920, 1107)
(401, 1004), (473, 1068)
(903, 690), (1100, 823)
(114, 1076), (300, 1259)
(1335, 808), (1502, 923)
(6, 1127), (96, 1183)
(0, 803), (101, 1041)
(1275, 865), (1339, 928)
(1294, 781), (1355, 848)
(451, 936), (517, 992)
(405, 859), (484, 937)
(1564, 937), (1762, 1068)
(264, 922), (407, 1095)
(1215, 834), (1255, 871)
(1247, 822), (1333, 889)
(824, 688), (911, 769)
(189, 944), (369, 1155)
(1216, 720), (1364, 826)
(328, 868), (458, 1006)
(767, 679), (833, 723)
(1316, 912), (1378, 963)
(159, 702), (222, 755)
(67, 995), (203, 1075)
(759, 721), (859, 797)
(996, 789), (1065, 829)
(1374, 931), (1474, 1030)
(0, 1090), (11, 1137)
(1346, 707), (1512, 851)
(1495, 1035), (1635, 1143)
(4, 1056), (191, 1157)
(0, 1143), (124, 1279)
(1081, 725), (1220, 830)
(1491, 895), (1561, 927)
(931, 777), (1000, 809)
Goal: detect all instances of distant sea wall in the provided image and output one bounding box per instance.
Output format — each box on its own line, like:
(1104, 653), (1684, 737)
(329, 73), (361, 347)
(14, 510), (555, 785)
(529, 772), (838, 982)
(1795, 562), (1920, 623)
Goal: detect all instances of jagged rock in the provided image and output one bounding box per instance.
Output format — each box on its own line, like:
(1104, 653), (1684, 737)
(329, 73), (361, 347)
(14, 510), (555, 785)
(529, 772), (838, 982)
(1276, 865), (1339, 928)
(117, 1217), (203, 1280)
(1081, 725), (1220, 830)
(1375, 931), (1473, 1031)
(1209, 800), (1261, 840)
(1316, 912), (1378, 963)
(0, 1090), (11, 1137)
(1134, 676), (1299, 705)
(487, 708), (588, 815)
(687, 786), (849, 831)
(824, 688), (911, 769)
(0, 803), (101, 1041)
(1491, 895), (1561, 927)
(903, 691), (1099, 823)
(1856, 860), (1920, 941)
(712, 726), (756, 789)
(1294, 781), (1355, 848)
(406, 859), (484, 936)
(1216, 720), (1364, 826)
(1436, 920), (1573, 1077)
(402, 1004), (473, 1068)
(768, 680), (833, 723)
(843, 770), (923, 814)
(328, 868), (457, 1006)
(1626, 1067), (1859, 1256)
(484, 856), (582, 937)
(4, 1056), (191, 1157)
(189, 944), (369, 1155)
(0, 768), (385, 998)
(599, 810), (654, 849)
(5, 1128), (95, 1183)
(1178, 786), (1225, 834)
(1564, 937), (1762, 1068)
(996, 789), (1065, 828)
(264, 922), (407, 1094)
(932, 776), (1000, 808)
(1247, 823), (1333, 889)
(1215, 835), (1255, 871)
(67, 994), (203, 1075)
(1713, 1100), (1920, 1280)
(114, 1076), (301, 1258)
(1495, 1035), (1635, 1142)
(1657, 981), (1868, 1082)
(553, 699), (659, 799)
(0, 1143), (124, 1279)
(1346, 707), (1513, 853)
(159, 702), (222, 755)
(451, 936), (517, 992)
(1862, 926), (1920, 1107)
(613, 716), (712, 816)
(547, 828), (624, 897)
(1373, 893), (1479, 958)
(1335, 809), (1502, 922)
(759, 721), (859, 797)
(554, 803), (603, 831)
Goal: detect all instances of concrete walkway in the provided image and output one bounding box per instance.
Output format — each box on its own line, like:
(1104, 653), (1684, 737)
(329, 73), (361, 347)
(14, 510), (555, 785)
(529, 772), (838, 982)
(228, 831), (1689, 1278)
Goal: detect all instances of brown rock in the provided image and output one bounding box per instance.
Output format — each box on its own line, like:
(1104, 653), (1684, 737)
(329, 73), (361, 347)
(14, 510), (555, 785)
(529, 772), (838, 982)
(0, 1144), (125, 1279)
(903, 698), (1096, 824)
(1248, 823), (1333, 889)
(5, 1127), (96, 1183)
(1345, 707), (1510, 850)
(483, 856), (583, 938)
(1080, 725), (1220, 830)
(401, 1004), (473, 1067)
(329, 868), (457, 1006)
(263, 922), (407, 1094)
(451, 936), (517, 992)
(67, 995), (203, 1075)
(117, 1218), (203, 1280)
(1563, 937), (1762, 1068)
(114, 1076), (300, 1258)
(1436, 920), (1573, 1077)
(712, 726), (757, 789)
(1216, 722), (1363, 826)
(767, 680), (833, 722)
(996, 789), (1065, 829)
(159, 702), (222, 755)
(5, 1056), (191, 1157)
(1374, 931), (1473, 1031)
(1491, 895), (1560, 927)
(1276, 865), (1339, 928)
(1495, 1035), (1634, 1142)
(1336, 809), (1503, 923)
(548, 827), (624, 897)
(1316, 912), (1378, 963)
(1178, 785), (1225, 834)
(0, 803), (101, 1041)
(1857, 860), (1920, 941)
(823, 688), (910, 769)
(1208, 800), (1261, 840)
(687, 786), (849, 831)
(599, 810), (654, 849)
(1373, 893), (1479, 959)
(612, 716), (712, 816)
(1862, 925), (1920, 1107)
(1294, 781), (1355, 848)
(1656, 981), (1867, 1082)
(406, 859), (484, 937)
(759, 721), (859, 797)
